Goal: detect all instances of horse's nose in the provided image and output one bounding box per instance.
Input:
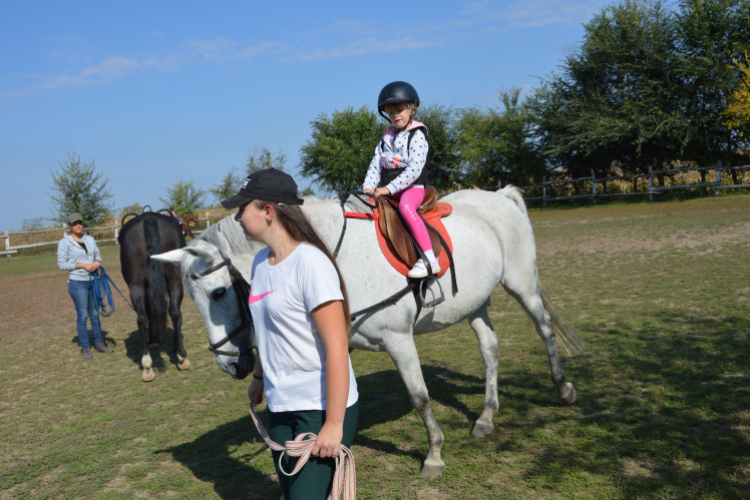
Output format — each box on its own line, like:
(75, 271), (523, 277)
(230, 356), (250, 380)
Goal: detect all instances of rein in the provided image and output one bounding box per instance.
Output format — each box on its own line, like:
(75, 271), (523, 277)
(189, 253), (255, 358)
(89, 266), (136, 317)
(249, 404), (356, 500)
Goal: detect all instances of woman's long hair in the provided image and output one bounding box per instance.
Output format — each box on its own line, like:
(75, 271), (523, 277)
(254, 199), (352, 333)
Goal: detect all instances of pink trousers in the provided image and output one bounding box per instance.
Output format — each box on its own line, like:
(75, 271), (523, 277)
(392, 187), (433, 255)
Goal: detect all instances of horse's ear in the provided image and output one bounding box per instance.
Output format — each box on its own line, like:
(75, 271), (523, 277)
(151, 248), (188, 265)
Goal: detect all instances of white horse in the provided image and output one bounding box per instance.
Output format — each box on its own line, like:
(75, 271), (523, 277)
(152, 187), (584, 478)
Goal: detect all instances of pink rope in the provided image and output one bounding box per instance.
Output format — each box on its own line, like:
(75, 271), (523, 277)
(249, 404), (357, 500)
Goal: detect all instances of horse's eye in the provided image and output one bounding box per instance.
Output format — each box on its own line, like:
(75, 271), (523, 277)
(211, 287), (227, 300)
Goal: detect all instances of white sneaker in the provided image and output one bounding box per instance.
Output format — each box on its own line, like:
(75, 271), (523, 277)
(407, 258), (441, 278)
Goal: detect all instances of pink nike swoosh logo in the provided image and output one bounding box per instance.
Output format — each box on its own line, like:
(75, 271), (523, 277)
(249, 288), (277, 304)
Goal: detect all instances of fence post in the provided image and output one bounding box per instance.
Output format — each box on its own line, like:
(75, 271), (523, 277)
(715, 159), (722, 196)
(206, 212), (211, 228)
(542, 176), (547, 207)
(497, 180), (502, 190)
(114, 224), (119, 244)
(648, 165), (653, 202)
(4, 229), (9, 259)
(62, 223), (67, 239)
(591, 170), (597, 202)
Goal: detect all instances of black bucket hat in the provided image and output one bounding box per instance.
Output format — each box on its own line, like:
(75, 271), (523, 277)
(221, 168), (304, 209)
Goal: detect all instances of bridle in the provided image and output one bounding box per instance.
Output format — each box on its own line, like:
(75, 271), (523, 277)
(189, 251), (256, 359)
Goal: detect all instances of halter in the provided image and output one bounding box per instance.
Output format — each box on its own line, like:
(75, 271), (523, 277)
(189, 252), (256, 359)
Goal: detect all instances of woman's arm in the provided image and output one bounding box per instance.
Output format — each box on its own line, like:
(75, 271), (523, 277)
(310, 299), (350, 458)
(57, 239), (74, 271)
(247, 357), (264, 406)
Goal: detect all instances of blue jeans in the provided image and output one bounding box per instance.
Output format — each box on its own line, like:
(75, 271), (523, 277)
(68, 280), (103, 349)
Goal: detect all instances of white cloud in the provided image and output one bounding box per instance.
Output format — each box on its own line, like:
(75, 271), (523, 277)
(153, 31), (166, 38)
(184, 38), (236, 61)
(291, 36), (446, 62)
(80, 57), (141, 79)
(465, 0), (607, 30)
(238, 41), (292, 59)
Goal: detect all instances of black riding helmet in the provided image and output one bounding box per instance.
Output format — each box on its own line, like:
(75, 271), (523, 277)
(377, 81), (420, 121)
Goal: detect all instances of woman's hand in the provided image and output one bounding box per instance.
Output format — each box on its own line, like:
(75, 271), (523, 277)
(312, 421), (344, 458)
(374, 187), (391, 198)
(247, 377), (264, 406)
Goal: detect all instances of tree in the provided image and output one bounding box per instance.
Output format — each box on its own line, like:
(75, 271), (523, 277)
(22, 217), (46, 230)
(159, 177), (206, 215)
(415, 104), (460, 191)
(48, 151), (114, 225)
(455, 88), (547, 188)
(676, 0), (750, 179)
(246, 147), (286, 175)
(210, 167), (243, 204)
(300, 186), (316, 197)
(120, 202), (143, 215)
(530, 0), (688, 183)
(299, 106), (384, 192)
(723, 53), (750, 136)
(300, 104), (462, 192)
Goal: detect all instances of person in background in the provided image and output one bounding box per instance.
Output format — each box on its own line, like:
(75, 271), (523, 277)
(56, 212), (114, 359)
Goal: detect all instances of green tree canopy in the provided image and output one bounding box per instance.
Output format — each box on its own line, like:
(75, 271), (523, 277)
(455, 88), (546, 188)
(210, 167), (243, 205)
(159, 177), (206, 215)
(299, 104), (462, 192)
(246, 148), (286, 175)
(299, 106), (384, 192)
(48, 151), (114, 225)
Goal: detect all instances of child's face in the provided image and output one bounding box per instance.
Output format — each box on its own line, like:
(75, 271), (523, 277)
(385, 103), (412, 129)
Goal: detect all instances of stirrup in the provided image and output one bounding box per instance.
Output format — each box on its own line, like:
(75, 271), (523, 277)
(419, 276), (445, 308)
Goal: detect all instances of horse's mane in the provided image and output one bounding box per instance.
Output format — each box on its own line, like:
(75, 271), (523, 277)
(191, 214), (264, 256)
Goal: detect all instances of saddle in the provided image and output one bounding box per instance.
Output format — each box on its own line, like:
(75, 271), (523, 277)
(376, 186), (443, 269)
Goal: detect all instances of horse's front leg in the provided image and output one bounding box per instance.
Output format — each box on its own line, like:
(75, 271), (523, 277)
(467, 304), (499, 437)
(381, 333), (445, 478)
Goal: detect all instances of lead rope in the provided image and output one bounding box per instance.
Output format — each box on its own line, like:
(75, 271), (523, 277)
(249, 404), (356, 500)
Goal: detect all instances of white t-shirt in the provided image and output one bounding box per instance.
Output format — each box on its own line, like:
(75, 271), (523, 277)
(250, 242), (359, 412)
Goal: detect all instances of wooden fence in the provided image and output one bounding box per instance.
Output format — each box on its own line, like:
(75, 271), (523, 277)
(515, 161), (750, 205)
(4, 162), (749, 256)
(1, 211), (234, 257)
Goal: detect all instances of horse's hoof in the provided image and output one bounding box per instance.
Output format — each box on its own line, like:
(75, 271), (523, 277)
(178, 359), (191, 370)
(559, 382), (577, 405)
(471, 421), (494, 438)
(420, 463), (445, 479)
(142, 369), (155, 382)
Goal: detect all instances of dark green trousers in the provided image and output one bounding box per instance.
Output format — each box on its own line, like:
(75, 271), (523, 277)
(268, 402), (358, 500)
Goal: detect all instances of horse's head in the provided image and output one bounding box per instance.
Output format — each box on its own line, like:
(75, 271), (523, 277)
(153, 239), (256, 380)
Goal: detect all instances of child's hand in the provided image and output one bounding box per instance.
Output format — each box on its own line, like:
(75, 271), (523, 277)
(363, 188), (375, 195)
(374, 187), (391, 198)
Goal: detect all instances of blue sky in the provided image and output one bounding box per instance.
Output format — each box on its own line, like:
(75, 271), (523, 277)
(0, 0), (612, 230)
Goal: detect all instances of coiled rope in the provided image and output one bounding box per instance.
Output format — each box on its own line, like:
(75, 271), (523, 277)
(249, 404), (356, 500)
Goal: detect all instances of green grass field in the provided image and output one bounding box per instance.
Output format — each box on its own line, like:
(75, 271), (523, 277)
(2, 195), (749, 499)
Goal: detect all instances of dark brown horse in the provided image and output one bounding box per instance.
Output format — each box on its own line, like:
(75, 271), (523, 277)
(118, 212), (190, 382)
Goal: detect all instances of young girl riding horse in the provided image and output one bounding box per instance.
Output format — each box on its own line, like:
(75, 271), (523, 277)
(222, 169), (358, 500)
(363, 81), (439, 279)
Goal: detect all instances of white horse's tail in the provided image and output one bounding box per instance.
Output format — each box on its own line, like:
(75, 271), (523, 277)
(498, 185), (528, 216)
(539, 284), (586, 356)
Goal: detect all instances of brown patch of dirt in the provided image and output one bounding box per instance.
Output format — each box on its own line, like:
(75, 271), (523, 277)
(417, 487), (448, 500)
(536, 220), (750, 257)
(622, 459), (661, 479)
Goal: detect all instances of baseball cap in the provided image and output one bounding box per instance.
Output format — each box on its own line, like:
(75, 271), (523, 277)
(221, 168), (304, 209)
(68, 213), (84, 224)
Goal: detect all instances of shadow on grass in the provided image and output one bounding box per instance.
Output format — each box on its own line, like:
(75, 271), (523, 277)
(123, 329), (186, 372)
(507, 311), (750, 499)
(69, 330), (117, 348)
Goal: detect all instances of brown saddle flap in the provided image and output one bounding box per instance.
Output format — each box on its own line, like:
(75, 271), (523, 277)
(377, 186), (442, 268)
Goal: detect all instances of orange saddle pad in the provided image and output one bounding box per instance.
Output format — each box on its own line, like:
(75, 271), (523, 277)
(344, 202), (453, 278)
